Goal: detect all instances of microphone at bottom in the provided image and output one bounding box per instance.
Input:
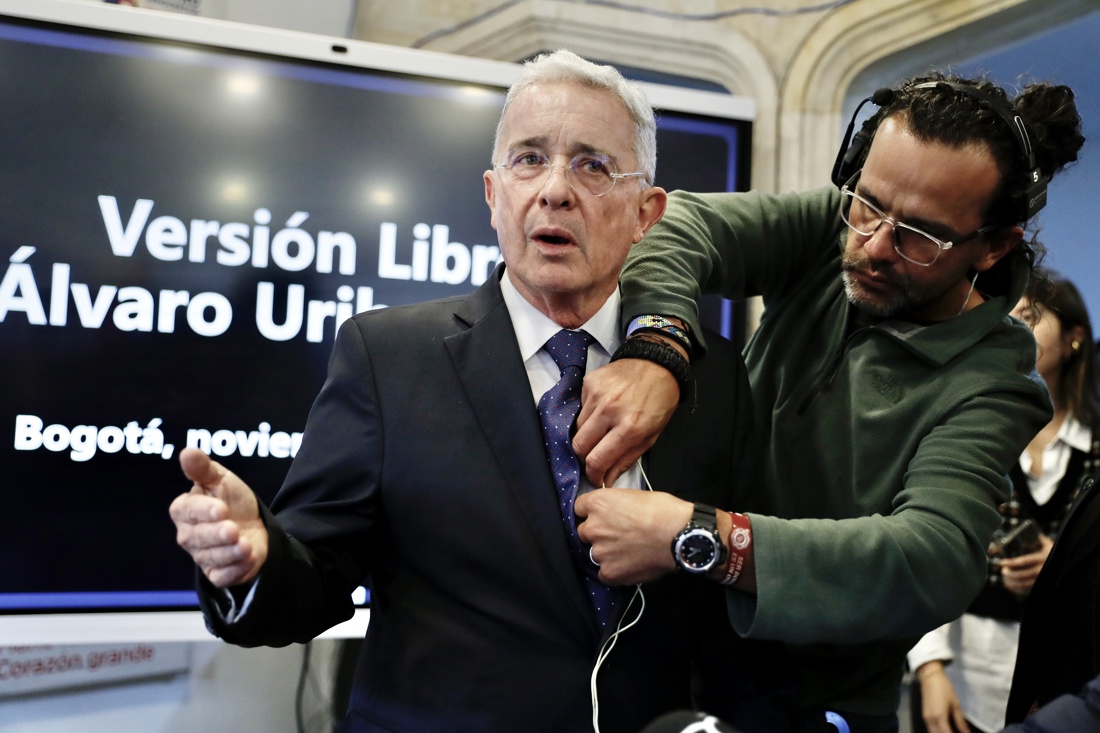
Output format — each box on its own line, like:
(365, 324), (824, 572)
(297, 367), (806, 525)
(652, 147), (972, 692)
(640, 710), (740, 733)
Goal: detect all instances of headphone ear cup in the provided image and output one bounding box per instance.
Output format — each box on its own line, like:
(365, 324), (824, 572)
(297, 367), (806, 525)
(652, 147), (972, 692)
(831, 89), (894, 189)
(831, 128), (871, 188)
(1020, 173), (1049, 220)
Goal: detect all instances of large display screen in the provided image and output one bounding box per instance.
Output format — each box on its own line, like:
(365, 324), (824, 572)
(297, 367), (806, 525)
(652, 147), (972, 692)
(0, 0), (750, 640)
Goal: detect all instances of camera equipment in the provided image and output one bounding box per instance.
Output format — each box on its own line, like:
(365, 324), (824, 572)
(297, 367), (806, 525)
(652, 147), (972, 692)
(987, 518), (1043, 585)
(991, 518), (1043, 559)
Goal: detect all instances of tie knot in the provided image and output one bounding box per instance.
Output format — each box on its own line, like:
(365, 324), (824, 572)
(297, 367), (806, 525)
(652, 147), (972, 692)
(545, 329), (594, 373)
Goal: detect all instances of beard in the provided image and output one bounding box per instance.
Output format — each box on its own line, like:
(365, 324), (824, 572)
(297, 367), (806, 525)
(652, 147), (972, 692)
(840, 251), (954, 319)
(841, 271), (906, 317)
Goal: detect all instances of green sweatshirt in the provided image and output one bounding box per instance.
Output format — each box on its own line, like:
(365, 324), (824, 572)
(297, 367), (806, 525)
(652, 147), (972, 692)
(621, 187), (1052, 716)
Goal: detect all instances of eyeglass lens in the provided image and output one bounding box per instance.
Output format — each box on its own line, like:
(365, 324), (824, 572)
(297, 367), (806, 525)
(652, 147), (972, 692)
(842, 190), (944, 265)
(500, 153), (618, 196)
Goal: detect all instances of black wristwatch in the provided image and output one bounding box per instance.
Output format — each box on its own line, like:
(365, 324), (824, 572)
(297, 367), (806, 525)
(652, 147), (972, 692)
(671, 503), (727, 574)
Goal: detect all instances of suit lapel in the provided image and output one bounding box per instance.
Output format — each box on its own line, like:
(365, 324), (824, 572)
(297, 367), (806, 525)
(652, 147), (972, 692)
(644, 407), (689, 495)
(444, 273), (598, 632)
(1053, 481), (1100, 579)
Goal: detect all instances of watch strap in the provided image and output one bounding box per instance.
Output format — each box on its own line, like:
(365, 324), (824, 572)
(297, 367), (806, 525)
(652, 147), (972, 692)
(671, 503), (727, 574)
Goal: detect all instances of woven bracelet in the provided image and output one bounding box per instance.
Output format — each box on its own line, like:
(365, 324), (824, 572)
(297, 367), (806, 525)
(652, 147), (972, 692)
(610, 336), (695, 407)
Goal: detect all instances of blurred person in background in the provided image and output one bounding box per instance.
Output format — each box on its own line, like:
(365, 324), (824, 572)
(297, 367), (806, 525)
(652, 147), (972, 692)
(908, 271), (1100, 733)
(1006, 287), (1100, 726)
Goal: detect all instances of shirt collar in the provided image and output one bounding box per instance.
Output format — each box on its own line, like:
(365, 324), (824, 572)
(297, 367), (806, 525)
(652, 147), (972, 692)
(500, 268), (621, 360)
(1058, 413), (1093, 452)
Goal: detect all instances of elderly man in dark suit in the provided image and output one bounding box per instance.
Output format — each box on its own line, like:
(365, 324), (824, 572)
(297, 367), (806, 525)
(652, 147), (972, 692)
(169, 49), (758, 733)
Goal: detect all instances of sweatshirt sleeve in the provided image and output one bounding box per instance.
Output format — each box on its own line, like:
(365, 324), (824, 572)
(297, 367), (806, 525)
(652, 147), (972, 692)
(907, 622), (955, 671)
(619, 187), (843, 353)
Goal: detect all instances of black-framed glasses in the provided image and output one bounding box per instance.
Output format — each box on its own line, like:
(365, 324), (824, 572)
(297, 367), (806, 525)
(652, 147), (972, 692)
(494, 151), (648, 197)
(839, 179), (1000, 266)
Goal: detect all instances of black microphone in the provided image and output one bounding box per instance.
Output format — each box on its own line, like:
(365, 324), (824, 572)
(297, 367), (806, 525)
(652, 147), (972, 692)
(869, 87), (896, 106)
(831, 87), (895, 187)
(639, 710), (740, 733)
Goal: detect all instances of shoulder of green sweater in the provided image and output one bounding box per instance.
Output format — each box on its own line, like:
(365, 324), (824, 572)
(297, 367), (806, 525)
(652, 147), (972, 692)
(664, 184), (840, 208)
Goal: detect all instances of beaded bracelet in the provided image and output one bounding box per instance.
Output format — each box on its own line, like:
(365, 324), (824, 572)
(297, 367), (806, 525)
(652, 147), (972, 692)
(626, 315), (693, 357)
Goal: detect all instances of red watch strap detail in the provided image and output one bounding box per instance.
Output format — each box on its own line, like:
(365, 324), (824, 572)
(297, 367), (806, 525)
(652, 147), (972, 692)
(720, 512), (752, 586)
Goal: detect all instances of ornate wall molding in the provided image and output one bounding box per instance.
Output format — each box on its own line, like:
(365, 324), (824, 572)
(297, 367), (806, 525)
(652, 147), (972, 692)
(780, 0), (1099, 191)
(369, 0), (1097, 197)
(412, 0), (781, 192)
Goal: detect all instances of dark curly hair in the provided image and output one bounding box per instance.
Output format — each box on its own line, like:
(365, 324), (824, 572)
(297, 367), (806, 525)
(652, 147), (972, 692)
(880, 73), (1082, 220)
(859, 73), (1085, 291)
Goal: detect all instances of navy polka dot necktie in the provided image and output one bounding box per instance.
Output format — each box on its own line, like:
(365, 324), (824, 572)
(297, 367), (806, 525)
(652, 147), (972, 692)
(537, 329), (618, 628)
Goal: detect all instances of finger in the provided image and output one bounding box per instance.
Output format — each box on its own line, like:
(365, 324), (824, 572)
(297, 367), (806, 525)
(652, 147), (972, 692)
(179, 447), (225, 490)
(574, 491), (609, 539)
(573, 402), (610, 463)
(585, 429), (654, 486)
(951, 706), (971, 733)
(189, 541), (252, 572)
(176, 518), (242, 553)
(576, 489), (619, 541)
(603, 454), (644, 488)
(205, 560), (260, 590)
(169, 493), (228, 525)
(1003, 572), (1037, 593)
(584, 431), (634, 485)
(1003, 562), (1040, 579)
(576, 518), (591, 545)
(1003, 576), (1032, 595)
(1013, 549), (1044, 564)
(583, 461), (609, 491)
(1000, 554), (1041, 572)
(574, 492), (591, 520)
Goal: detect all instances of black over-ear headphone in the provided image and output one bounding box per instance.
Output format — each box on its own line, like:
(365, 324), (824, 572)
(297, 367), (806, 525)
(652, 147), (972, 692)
(830, 80), (1048, 220)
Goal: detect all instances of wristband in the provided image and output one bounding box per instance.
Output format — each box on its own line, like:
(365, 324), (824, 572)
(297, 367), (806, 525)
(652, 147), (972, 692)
(626, 315), (692, 357)
(720, 512), (752, 586)
(610, 336), (695, 406)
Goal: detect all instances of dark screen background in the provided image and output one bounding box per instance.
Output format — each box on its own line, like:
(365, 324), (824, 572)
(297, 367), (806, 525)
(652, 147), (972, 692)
(0, 16), (745, 610)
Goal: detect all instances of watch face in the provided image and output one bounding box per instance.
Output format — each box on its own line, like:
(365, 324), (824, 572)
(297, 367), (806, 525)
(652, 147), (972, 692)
(676, 529), (719, 572)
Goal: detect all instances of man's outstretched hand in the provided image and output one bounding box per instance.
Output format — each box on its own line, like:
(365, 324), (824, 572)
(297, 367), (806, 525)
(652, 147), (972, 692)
(169, 448), (269, 589)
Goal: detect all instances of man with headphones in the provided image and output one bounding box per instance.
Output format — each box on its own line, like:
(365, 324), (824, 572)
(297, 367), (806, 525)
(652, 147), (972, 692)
(570, 75), (1084, 732)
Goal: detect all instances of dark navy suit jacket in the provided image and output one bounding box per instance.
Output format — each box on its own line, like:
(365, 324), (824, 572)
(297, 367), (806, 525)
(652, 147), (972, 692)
(199, 266), (759, 733)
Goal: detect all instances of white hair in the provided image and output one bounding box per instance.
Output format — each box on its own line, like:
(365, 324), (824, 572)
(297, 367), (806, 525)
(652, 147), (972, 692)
(492, 49), (658, 184)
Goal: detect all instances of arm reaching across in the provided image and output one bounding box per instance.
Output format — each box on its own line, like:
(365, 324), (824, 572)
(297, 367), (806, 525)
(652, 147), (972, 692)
(169, 447), (269, 589)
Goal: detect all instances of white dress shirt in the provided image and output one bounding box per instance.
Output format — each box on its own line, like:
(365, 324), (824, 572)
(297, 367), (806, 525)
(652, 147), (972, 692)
(500, 270), (644, 493)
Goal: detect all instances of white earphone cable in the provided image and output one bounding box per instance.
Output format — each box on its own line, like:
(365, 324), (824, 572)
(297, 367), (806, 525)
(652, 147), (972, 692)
(590, 459), (654, 732)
